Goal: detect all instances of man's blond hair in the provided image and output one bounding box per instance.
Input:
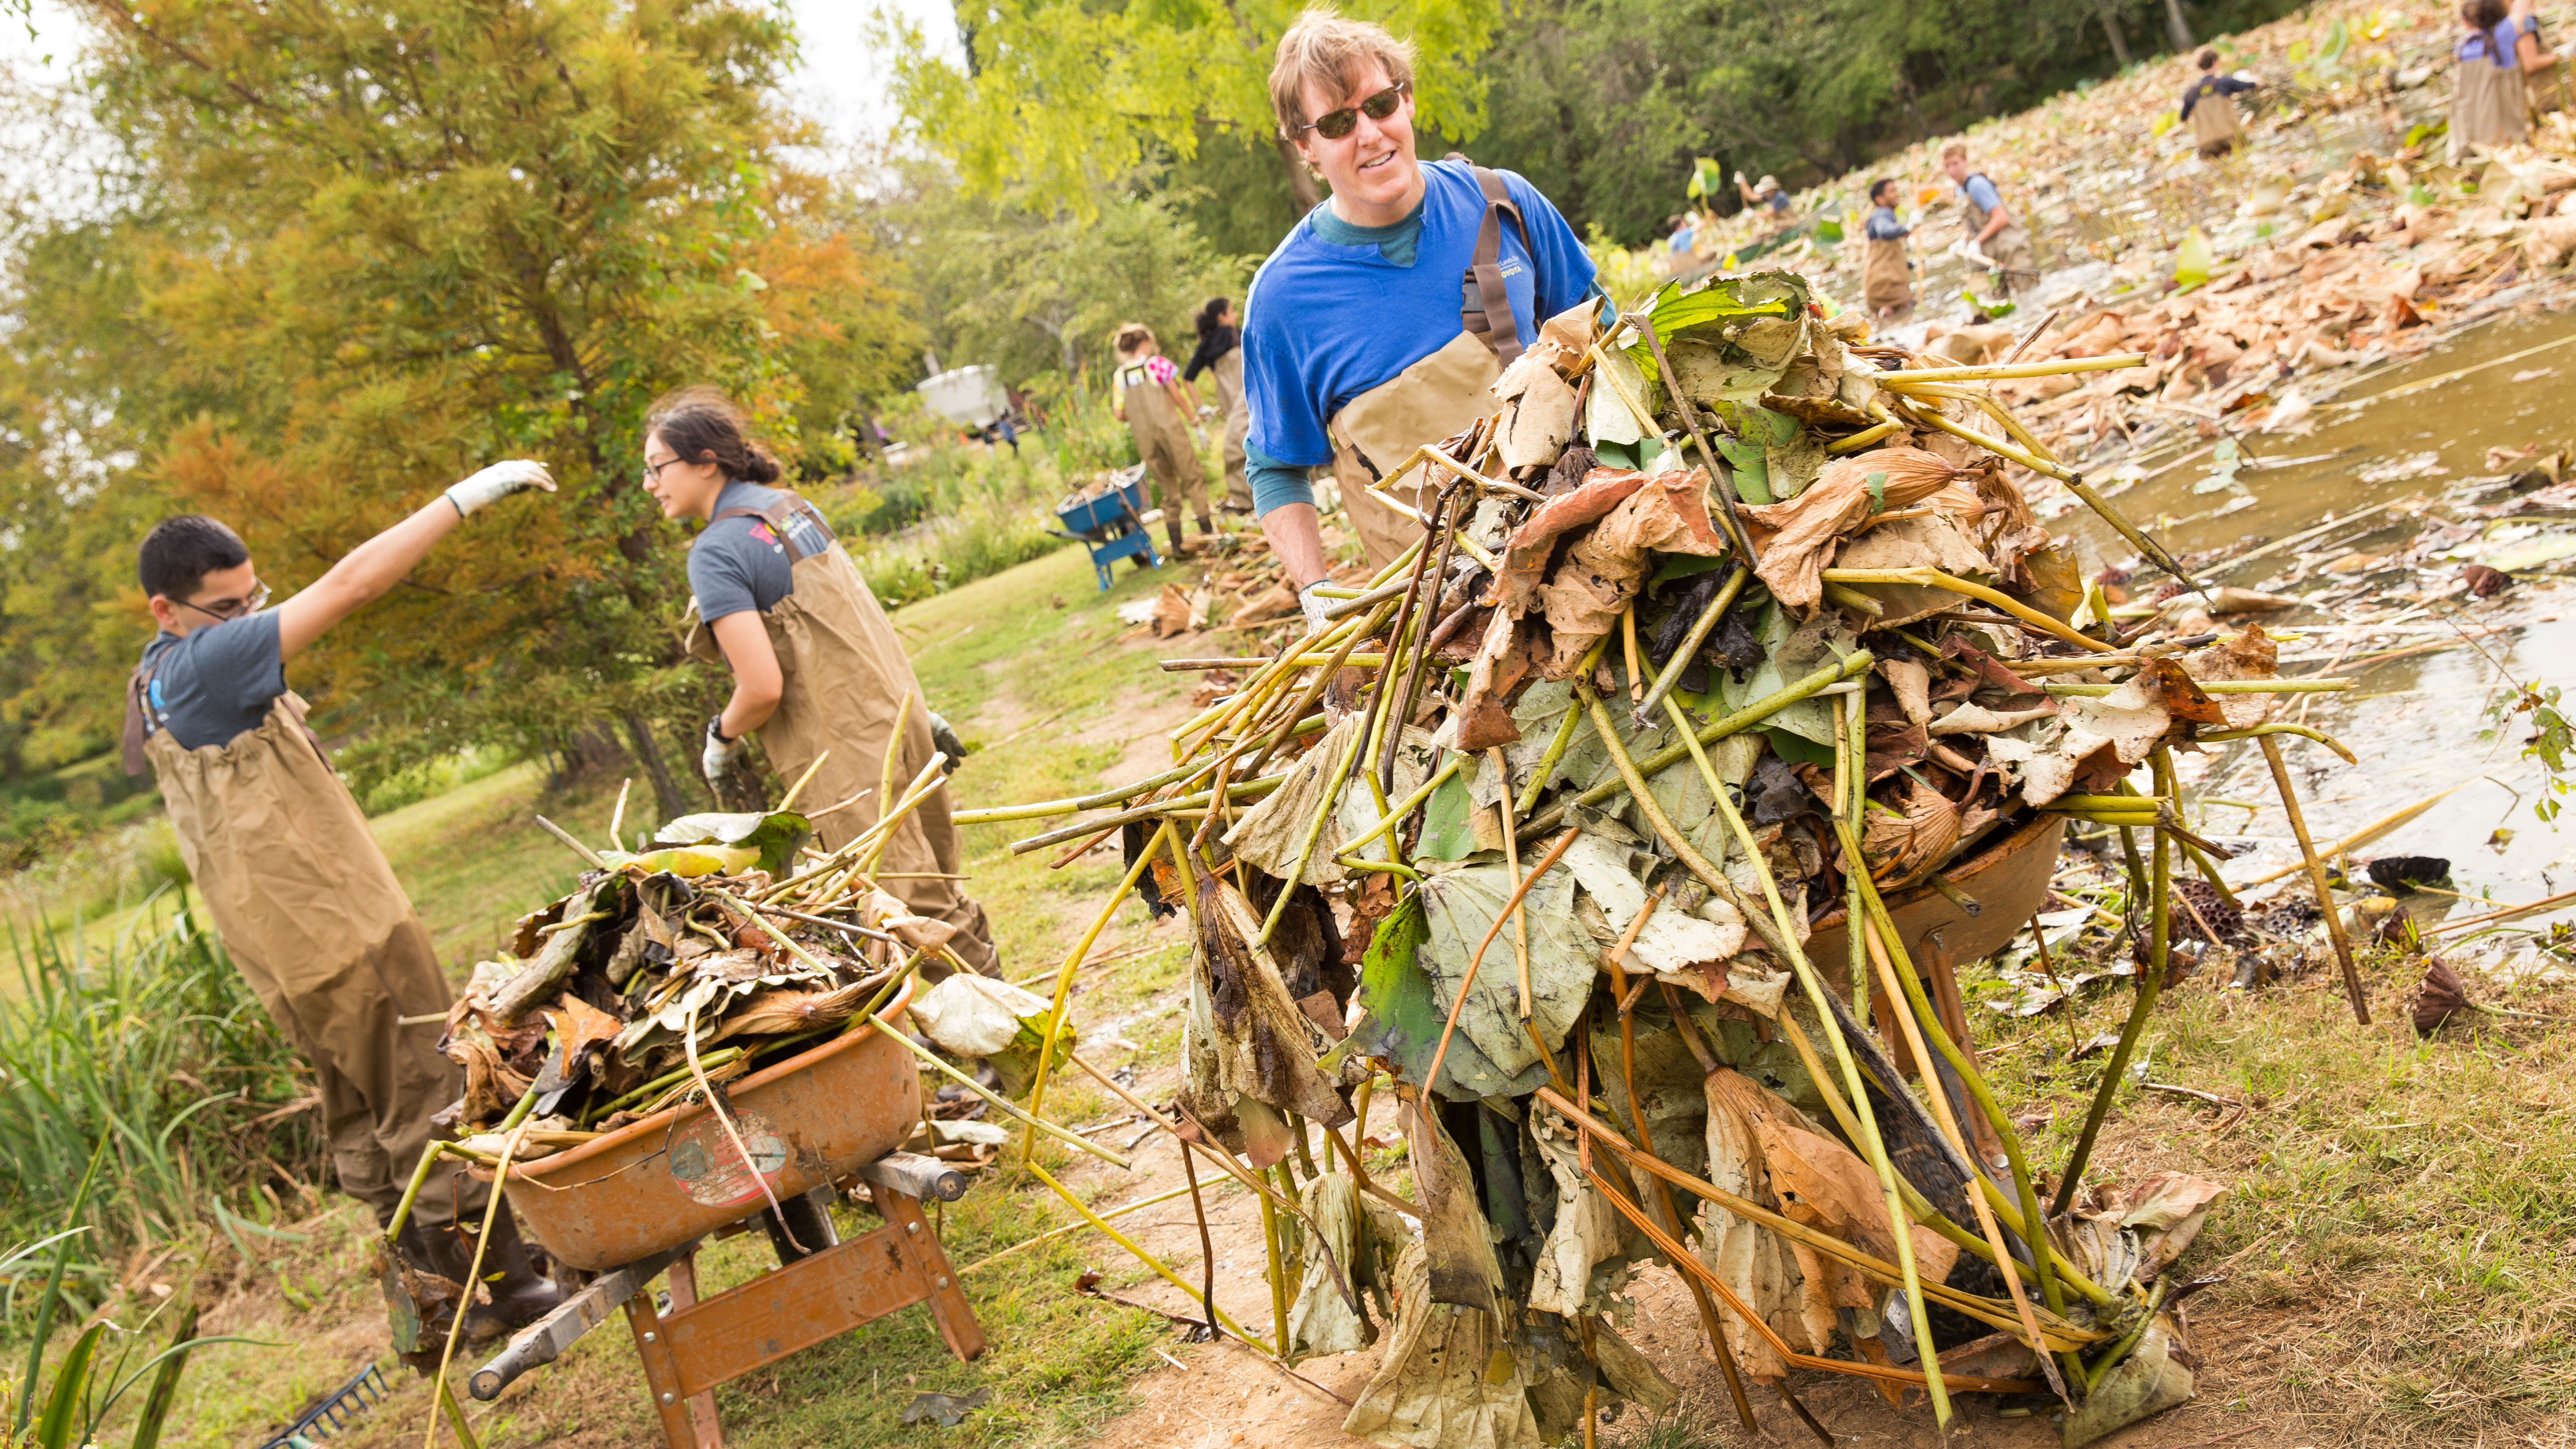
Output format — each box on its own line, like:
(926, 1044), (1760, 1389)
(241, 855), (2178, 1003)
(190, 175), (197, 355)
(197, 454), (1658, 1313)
(1269, 8), (1416, 141)
(1939, 140), (1970, 161)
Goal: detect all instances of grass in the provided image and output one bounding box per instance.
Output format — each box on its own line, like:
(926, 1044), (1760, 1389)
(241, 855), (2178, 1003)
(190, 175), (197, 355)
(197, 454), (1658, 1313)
(1965, 932), (2576, 1445)
(0, 898), (321, 1311)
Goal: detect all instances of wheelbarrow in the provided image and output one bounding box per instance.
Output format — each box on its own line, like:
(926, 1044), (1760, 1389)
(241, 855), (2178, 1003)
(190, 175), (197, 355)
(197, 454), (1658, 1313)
(467, 978), (984, 1447)
(1050, 466), (1159, 590)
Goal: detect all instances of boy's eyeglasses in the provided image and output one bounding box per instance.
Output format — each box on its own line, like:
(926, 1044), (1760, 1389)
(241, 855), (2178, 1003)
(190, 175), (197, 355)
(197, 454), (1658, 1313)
(181, 581), (270, 622)
(1301, 82), (1408, 141)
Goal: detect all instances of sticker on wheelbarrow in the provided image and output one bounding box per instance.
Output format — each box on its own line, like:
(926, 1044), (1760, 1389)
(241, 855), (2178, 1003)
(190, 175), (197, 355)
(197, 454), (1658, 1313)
(668, 1109), (790, 1208)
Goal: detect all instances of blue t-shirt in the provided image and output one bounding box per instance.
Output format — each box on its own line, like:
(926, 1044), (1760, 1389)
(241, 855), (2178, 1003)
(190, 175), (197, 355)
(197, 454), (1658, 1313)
(2462, 15), (2533, 64)
(1959, 173), (2005, 215)
(1763, 190), (1791, 212)
(1242, 160), (1598, 475)
(137, 612), (286, 751)
(1866, 205), (1910, 241)
(1310, 204), (1424, 266)
(689, 480), (835, 623)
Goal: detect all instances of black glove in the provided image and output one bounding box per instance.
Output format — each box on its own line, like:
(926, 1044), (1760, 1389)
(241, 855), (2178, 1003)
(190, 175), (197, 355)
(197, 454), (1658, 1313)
(927, 710), (965, 773)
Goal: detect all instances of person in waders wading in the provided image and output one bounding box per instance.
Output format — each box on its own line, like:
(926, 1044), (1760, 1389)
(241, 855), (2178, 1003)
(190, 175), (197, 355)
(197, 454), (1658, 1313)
(653, 389), (1002, 977)
(1939, 140), (2039, 298)
(123, 465), (562, 1360)
(2449, 0), (2550, 159)
(2179, 48), (2261, 158)
(1241, 7), (1601, 632)
(1862, 177), (1915, 320)
(1184, 296), (1255, 514)
(1111, 323), (1214, 555)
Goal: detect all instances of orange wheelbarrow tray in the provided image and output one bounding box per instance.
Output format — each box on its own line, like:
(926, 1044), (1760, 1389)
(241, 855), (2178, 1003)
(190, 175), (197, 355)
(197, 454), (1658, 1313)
(466, 977), (987, 1416)
(481, 976), (926, 1272)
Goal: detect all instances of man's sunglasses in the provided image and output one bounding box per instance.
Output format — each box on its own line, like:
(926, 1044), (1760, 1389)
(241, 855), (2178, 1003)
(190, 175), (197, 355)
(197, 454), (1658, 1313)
(1300, 82), (1409, 141)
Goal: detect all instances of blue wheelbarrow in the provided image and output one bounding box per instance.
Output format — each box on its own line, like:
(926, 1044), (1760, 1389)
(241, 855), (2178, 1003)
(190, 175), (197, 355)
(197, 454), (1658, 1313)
(1050, 466), (1160, 590)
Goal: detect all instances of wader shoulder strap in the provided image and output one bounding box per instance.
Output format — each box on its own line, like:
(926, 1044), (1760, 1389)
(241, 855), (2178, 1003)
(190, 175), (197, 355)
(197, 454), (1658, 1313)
(121, 659), (159, 778)
(709, 493), (832, 565)
(121, 653), (329, 773)
(1460, 164), (1535, 367)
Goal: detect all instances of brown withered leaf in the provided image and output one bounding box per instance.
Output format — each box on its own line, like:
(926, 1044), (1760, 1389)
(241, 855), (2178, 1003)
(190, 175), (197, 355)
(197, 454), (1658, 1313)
(1538, 469), (1727, 673)
(1860, 774), (1965, 888)
(708, 980), (872, 1044)
(1455, 608), (1537, 753)
(2146, 658), (2228, 726)
(1493, 470), (1650, 616)
(1738, 448), (1977, 608)
(542, 996), (625, 1078)
(2413, 957), (2471, 1036)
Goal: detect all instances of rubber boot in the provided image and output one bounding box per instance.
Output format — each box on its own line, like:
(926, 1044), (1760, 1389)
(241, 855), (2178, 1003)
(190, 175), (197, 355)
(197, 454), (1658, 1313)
(417, 1207), (564, 1346)
(1165, 517), (1186, 557)
(1195, 513), (1214, 536)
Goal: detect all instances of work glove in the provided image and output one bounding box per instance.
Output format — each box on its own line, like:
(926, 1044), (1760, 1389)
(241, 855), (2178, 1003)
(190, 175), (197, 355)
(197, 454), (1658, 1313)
(444, 459), (555, 518)
(927, 711), (965, 774)
(1298, 580), (1334, 638)
(1732, 169), (1747, 184)
(1949, 236), (2000, 271)
(702, 714), (745, 786)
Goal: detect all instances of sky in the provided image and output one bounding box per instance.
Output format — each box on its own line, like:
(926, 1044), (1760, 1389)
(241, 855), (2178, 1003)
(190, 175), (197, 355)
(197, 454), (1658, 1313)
(0, 0), (960, 155)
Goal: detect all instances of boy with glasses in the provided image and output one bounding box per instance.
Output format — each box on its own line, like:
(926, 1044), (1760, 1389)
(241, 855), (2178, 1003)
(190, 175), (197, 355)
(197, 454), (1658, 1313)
(124, 461), (560, 1359)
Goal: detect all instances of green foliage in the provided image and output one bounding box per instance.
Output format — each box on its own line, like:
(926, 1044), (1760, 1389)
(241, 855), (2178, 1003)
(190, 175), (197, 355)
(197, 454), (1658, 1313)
(874, 162), (1249, 389)
(0, 897), (322, 1274)
(0, 0), (920, 790)
(1456, 0), (2313, 247)
(882, 0), (1500, 212)
(2484, 680), (2575, 824)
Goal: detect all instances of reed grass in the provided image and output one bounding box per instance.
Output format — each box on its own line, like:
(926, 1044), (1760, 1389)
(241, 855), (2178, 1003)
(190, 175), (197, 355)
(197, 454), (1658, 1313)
(0, 888), (321, 1321)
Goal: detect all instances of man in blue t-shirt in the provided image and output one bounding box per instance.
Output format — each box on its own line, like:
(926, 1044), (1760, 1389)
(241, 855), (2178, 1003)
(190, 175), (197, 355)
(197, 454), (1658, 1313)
(1243, 11), (1598, 629)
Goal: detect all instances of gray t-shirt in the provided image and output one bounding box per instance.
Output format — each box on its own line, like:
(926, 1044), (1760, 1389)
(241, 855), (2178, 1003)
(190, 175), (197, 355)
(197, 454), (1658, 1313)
(688, 481), (835, 623)
(138, 612), (287, 751)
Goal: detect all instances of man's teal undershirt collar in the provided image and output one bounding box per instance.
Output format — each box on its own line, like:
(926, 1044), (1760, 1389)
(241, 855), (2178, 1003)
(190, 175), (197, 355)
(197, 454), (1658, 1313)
(1309, 196), (1426, 267)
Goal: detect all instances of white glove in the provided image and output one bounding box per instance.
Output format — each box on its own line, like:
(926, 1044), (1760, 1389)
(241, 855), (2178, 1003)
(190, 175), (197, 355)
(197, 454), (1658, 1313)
(444, 459), (555, 517)
(702, 715), (745, 784)
(1733, 169), (1747, 184)
(1949, 236), (1999, 270)
(1298, 580), (1334, 637)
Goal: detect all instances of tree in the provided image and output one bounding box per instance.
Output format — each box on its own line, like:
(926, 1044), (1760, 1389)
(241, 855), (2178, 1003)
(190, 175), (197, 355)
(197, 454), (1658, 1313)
(880, 0), (1502, 212)
(0, 0), (918, 811)
(875, 163), (1249, 392)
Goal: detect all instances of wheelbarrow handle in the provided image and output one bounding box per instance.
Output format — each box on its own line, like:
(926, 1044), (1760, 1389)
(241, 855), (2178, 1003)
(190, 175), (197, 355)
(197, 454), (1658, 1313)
(468, 1238), (700, 1401)
(854, 1150), (967, 1203)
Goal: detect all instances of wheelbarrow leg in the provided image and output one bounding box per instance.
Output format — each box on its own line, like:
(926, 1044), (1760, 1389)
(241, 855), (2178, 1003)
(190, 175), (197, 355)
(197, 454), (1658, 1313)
(872, 1188), (986, 1362)
(624, 1287), (704, 1449)
(664, 1252), (725, 1447)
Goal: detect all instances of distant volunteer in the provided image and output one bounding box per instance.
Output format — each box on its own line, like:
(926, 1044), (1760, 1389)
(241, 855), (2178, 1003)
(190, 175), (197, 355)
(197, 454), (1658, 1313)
(1940, 140), (2038, 296)
(2179, 47), (2261, 157)
(2449, 0), (2551, 157)
(124, 465), (560, 1349)
(1861, 177), (1915, 319)
(1734, 171), (1795, 231)
(1111, 323), (1214, 556)
(651, 389), (1001, 976)
(1183, 296), (1255, 513)
(1242, 9), (1599, 629)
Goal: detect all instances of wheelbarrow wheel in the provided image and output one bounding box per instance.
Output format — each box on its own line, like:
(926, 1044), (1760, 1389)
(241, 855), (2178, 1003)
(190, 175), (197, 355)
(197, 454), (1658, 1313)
(758, 1185), (840, 1266)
